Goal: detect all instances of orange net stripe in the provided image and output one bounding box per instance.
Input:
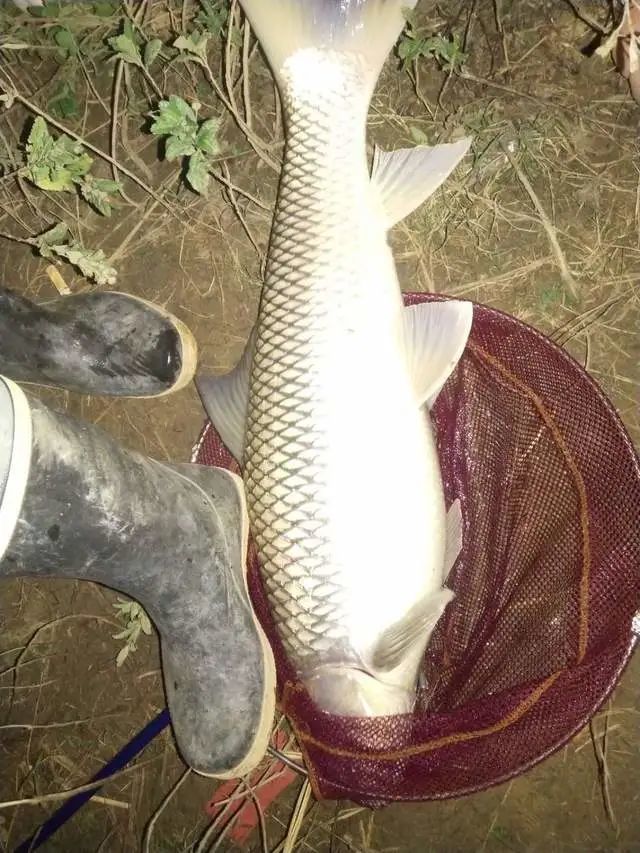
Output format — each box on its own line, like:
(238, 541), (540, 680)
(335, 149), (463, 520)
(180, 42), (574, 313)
(287, 670), (562, 761)
(470, 343), (591, 664)
(283, 344), (592, 763)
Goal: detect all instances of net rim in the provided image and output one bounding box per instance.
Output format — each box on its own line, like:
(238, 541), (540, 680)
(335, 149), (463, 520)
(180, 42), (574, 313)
(191, 293), (640, 802)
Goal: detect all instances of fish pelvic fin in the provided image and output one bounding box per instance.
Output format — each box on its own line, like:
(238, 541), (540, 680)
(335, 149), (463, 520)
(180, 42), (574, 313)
(305, 665), (416, 716)
(403, 300), (473, 408)
(238, 0), (418, 86)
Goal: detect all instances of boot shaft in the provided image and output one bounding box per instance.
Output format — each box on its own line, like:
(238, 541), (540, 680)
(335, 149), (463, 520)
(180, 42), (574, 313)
(0, 378), (240, 630)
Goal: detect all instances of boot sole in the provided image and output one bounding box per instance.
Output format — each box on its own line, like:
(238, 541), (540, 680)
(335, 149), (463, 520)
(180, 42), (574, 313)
(204, 467), (277, 780)
(0, 378), (32, 560)
(174, 457), (277, 780)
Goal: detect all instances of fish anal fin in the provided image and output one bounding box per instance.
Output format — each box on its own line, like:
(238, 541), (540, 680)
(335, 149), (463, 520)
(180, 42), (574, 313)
(372, 588), (455, 672)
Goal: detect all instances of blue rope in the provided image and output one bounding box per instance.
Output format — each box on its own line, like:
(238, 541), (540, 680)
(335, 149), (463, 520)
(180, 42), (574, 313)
(14, 709), (171, 852)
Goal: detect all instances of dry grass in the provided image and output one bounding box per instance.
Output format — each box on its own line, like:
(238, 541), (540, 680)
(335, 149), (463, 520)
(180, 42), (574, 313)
(0, 0), (638, 850)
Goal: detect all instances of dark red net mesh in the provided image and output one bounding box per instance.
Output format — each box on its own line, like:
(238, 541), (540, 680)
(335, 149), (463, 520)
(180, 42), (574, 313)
(193, 293), (640, 806)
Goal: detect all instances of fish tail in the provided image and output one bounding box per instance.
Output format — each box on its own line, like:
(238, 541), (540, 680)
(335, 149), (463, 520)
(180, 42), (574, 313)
(238, 0), (418, 85)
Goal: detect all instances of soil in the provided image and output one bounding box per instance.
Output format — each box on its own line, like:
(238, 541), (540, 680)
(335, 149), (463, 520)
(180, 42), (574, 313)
(0, 1), (639, 851)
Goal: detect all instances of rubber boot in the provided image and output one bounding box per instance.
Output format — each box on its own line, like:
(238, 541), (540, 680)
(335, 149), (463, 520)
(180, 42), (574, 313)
(0, 287), (198, 397)
(0, 376), (275, 778)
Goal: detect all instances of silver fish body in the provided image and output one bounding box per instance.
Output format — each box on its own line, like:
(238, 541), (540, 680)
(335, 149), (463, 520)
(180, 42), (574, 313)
(200, 0), (473, 716)
(245, 53), (443, 712)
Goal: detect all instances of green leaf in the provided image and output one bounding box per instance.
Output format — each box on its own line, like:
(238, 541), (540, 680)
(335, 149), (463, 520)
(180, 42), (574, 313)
(53, 27), (79, 58)
(196, 0), (229, 36)
(144, 37), (163, 68)
(52, 242), (118, 286)
(540, 283), (563, 308)
(79, 175), (121, 216)
(165, 135), (196, 160)
(48, 80), (80, 119)
(25, 117), (53, 167)
(186, 149), (210, 194)
(30, 226), (113, 291)
(173, 31), (209, 64)
(123, 18), (136, 42)
(24, 117), (92, 192)
(116, 645), (130, 667)
(28, 2), (61, 18)
(37, 222), (70, 247)
(409, 126), (430, 145)
(150, 95), (198, 138)
(108, 32), (142, 66)
(195, 117), (220, 155)
(93, 1), (119, 16)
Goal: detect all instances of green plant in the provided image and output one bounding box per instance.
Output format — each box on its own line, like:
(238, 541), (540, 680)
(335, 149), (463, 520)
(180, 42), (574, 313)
(195, 0), (229, 36)
(112, 597), (152, 667)
(30, 223), (118, 286)
(173, 29), (210, 65)
(107, 17), (162, 70)
(149, 94), (221, 194)
(398, 15), (467, 72)
(48, 79), (80, 119)
(22, 116), (121, 215)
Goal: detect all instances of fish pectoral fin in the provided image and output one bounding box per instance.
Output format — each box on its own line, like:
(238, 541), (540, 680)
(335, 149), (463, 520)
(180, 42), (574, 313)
(371, 139), (472, 230)
(195, 328), (255, 465)
(444, 497), (464, 581)
(371, 588), (455, 672)
(403, 300), (473, 408)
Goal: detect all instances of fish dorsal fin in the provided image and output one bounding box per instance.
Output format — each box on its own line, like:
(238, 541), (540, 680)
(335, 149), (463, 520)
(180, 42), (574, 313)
(372, 587), (455, 672)
(403, 300), (473, 408)
(195, 329), (255, 465)
(371, 139), (472, 229)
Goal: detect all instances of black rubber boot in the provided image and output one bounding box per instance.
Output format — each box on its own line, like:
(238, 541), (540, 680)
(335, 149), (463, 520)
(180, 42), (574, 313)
(0, 376), (275, 778)
(0, 288), (198, 397)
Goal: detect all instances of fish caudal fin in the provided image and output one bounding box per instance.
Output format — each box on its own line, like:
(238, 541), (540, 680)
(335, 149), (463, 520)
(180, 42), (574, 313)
(403, 300), (474, 408)
(195, 330), (255, 465)
(371, 139), (473, 229)
(238, 0), (418, 85)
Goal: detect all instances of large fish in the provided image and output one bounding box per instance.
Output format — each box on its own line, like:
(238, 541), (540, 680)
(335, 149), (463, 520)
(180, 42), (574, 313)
(198, 0), (473, 717)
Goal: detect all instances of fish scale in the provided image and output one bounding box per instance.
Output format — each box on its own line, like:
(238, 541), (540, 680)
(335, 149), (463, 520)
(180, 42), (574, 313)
(244, 57), (369, 665)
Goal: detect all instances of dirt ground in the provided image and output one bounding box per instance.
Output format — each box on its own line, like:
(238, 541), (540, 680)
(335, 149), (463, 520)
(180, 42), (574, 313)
(0, 0), (639, 850)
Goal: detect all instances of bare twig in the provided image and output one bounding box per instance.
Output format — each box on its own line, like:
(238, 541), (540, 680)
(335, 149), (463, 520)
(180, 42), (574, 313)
(589, 705), (619, 834)
(0, 757), (160, 811)
(142, 768), (192, 853)
(563, 0), (610, 35)
(501, 141), (579, 299)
